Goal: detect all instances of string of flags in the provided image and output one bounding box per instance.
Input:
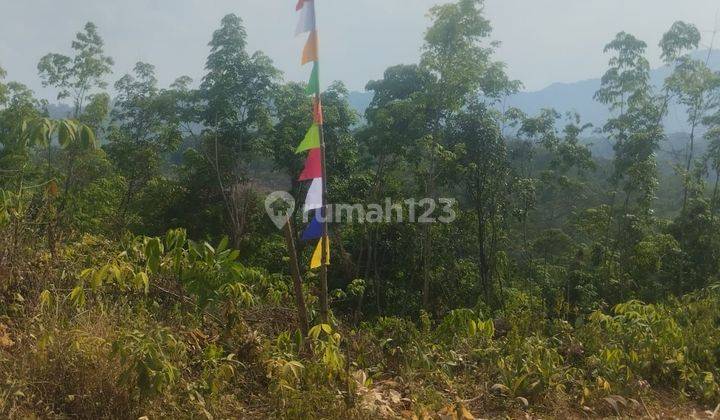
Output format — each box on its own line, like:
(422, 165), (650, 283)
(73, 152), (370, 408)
(295, 0), (329, 269)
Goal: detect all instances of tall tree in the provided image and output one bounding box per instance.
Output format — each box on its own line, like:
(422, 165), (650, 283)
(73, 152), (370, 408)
(0, 66), (7, 105)
(105, 62), (184, 231)
(360, 64), (433, 312)
(661, 22), (720, 211)
(36, 22), (113, 253)
(199, 14), (280, 248)
(595, 32), (663, 224)
(38, 22), (114, 119)
(421, 0), (519, 308)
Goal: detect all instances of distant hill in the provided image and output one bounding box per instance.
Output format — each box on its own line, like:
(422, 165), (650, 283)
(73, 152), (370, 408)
(348, 50), (720, 135)
(504, 50), (720, 135)
(348, 91), (373, 118)
(45, 103), (73, 119)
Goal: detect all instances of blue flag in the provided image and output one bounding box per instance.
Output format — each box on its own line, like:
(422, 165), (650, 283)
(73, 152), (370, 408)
(301, 210), (324, 241)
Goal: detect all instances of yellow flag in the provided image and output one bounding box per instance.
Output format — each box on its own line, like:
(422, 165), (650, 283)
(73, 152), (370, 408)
(310, 236), (330, 269)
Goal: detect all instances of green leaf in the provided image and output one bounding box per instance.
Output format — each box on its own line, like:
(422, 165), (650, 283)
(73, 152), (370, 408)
(39, 289), (53, 311)
(135, 272), (150, 294)
(144, 238), (164, 274)
(217, 236), (229, 252)
(57, 120), (77, 148)
(79, 124), (96, 148)
(69, 285), (86, 308)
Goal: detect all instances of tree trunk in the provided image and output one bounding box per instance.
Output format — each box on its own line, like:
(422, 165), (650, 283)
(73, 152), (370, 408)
(682, 121), (698, 213)
(421, 223), (432, 310)
(477, 203), (491, 304)
(711, 170), (720, 217)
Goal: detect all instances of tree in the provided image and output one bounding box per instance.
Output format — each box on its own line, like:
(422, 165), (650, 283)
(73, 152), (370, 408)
(0, 80), (44, 154)
(509, 109), (594, 247)
(596, 32), (663, 224)
(449, 105), (515, 306)
(0, 71), (46, 264)
(34, 22), (114, 253)
(661, 22), (720, 211)
(198, 13), (280, 248)
(421, 0), (519, 308)
(359, 64), (434, 312)
(270, 82), (313, 198)
(0, 66), (7, 105)
(38, 22), (114, 119)
(105, 62), (184, 231)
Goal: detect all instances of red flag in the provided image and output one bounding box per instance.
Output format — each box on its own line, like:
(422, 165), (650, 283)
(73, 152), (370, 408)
(299, 148), (322, 180)
(295, 0), (307, 11)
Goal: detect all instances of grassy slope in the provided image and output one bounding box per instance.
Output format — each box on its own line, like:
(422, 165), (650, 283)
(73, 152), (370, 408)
(1, 235), (720, 419)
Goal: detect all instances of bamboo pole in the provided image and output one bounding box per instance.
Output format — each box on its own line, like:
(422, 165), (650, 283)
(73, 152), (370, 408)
(317, 95), (329, 324)
(313, 2), (330, 324)
(282, 218), (310, 337)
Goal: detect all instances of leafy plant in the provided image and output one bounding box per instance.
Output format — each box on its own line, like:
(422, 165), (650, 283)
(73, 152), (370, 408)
(112, 327), (185, 398)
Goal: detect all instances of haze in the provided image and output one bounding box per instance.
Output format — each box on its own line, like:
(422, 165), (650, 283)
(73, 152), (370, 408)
(1, 0), (718, 102)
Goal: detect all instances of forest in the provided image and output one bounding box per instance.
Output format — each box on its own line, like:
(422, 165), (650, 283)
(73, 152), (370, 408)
(2, 0), (720, 418)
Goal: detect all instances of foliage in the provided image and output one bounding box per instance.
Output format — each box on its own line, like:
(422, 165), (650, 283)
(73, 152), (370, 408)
(2, 2), (720, 418)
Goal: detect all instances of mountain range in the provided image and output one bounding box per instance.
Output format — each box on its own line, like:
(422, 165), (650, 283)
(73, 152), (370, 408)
(348, 50), (720, 135)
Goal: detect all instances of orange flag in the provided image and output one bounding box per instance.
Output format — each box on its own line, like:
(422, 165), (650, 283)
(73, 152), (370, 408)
(302, 31), (319, 65)
(313, 98), (323, 124)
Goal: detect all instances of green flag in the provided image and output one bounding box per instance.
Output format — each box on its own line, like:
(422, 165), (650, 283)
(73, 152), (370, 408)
(295, 124), (320, 153)
(305, 62), (319, 95)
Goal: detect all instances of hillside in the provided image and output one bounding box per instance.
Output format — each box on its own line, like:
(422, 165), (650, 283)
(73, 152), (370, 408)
(4, 2), (720, 419)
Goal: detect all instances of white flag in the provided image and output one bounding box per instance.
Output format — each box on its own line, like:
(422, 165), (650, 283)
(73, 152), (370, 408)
(295, 0), (316, 36)
(303, 177), (323, 212)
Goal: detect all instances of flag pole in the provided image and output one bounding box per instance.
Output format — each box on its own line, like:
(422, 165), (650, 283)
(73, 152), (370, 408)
(312, 2), (330, 325)
(318, 109), (329, 324)
(296, 0), (329, 324)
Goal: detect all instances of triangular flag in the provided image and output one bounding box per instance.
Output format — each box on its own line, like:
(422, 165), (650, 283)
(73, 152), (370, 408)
(295, 0), (316, 36)
(303, 177), (323, 212)
(302, 31), (319, 65)
(301, 210), (324, 241)
(295, 124), (320, 153)
(299, 148), (322, 180)
(313, 98), (323, 124)
(305, 62), (320, 95)
(310, 236), (330, 269)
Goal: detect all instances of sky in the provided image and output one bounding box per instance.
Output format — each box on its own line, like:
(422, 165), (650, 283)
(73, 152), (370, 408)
(0, 0), (718, 103)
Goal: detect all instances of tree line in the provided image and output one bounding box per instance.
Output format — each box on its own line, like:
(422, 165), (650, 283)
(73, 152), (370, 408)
(2, 0), (720, 324)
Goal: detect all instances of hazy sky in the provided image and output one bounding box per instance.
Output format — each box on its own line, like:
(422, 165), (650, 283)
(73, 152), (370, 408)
(1, 0), (718, 102)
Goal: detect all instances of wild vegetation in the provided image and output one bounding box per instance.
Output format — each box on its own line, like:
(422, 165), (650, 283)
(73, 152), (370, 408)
(2, 0), (720, 418)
